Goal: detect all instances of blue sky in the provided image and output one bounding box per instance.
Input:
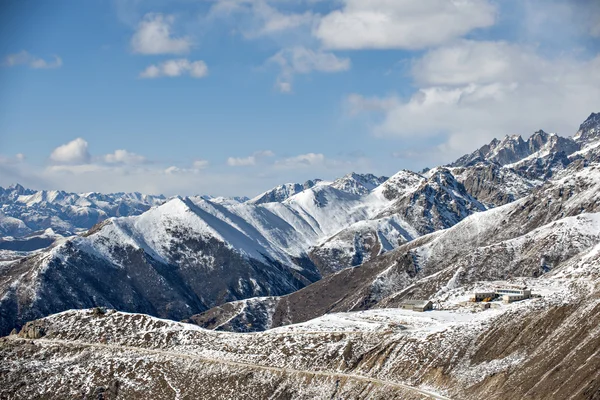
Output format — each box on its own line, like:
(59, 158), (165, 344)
(1, 0), (599, 197)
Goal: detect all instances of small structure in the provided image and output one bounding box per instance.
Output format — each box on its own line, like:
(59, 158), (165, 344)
(470, 292), (496, 302)
(496, 286), (531, 303)
(470, 285), (532, 304)
(399, 300), (433, 312)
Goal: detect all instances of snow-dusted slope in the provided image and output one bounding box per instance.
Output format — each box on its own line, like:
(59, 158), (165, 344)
(193, 162), (600, 333)
(0, 166), (491, 335)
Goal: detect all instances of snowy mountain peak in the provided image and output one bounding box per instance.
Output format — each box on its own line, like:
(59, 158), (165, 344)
(248, 179), (322, 205)
(372, 170), (425, 201)
(330, 173), (388, 196)
(574, 112), (600, 145)
(451, 126), (581, 168)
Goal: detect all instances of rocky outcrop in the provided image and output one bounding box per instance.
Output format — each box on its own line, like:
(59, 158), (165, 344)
(17, 321), (47, 339)
(574, 112), (600, 145)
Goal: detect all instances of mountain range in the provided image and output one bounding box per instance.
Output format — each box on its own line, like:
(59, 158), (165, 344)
(1, 113), (600, 399)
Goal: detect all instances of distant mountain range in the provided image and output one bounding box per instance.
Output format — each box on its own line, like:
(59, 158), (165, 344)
(0, 113), (599, 338)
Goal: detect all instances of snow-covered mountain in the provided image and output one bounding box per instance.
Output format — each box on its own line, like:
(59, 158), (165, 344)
(0, 169), (486, 335)
(450, 129), (579, 168)
(248, 173), (387, 205)
(4, 113), (600, 337)
(0, 184), (165, 240)
(247, 179), (322, 204)
(309, 168), (486, 274)
(330, 172), (388, 195)
(6, 160), (600, 398)
(3, 113), (600, 400)
(191, 160), (600, 333)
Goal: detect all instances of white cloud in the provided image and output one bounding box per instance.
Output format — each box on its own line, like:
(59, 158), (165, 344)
(314, 0), (496, 50)
(165, 160), (209, 174)
(165, 166), (183, 174)
(103, 149), (146, 165)
(209, 0), (316, 38)
(139, 59), (208, 79)
(227, 150), (274, 167)
(275, 153), (325, 168)
(268, 47), (350, 92)
(49, 138), (91, 165)
(227, 156), (256, 167)
(0, 153), (26, 165)
(193, 159), (210, 169)
(348, 41), (600, 160)
(3, 51), (62, 69)
(411, 41), (539, 87)
(131, 14), (192, 55)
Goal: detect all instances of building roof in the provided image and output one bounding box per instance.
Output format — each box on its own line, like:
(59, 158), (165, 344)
(401, 300), (431, 307)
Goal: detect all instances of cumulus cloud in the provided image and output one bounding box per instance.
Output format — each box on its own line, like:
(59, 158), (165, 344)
(275, 153), (325, 168)
(348, 41), (600, 160)
(139, 59), (208, 79)
(314, 0), (496, 50)
(131, 14), (192, 55)
(227, 150), (274, 167)
(268, 47), (350, 92)
(49, 138), (91, 165)
(3, 51), (62, 69)
(103, 149), (147, 165)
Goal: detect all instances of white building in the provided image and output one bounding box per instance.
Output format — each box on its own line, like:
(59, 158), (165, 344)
(470, 286), (532, 304)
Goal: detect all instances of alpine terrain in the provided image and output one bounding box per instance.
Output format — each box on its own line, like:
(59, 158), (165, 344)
(1, 113), (600, 400)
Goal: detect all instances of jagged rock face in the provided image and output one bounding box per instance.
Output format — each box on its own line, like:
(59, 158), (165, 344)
(451, 130), (580, 169)
(451, 162), (534, 206)
(574, 112), (600, 145)
(513, 150), (572, 180)
(375, 170), (425, 201)
(377, 168), (486, 235)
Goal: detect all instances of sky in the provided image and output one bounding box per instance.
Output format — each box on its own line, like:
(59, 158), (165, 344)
(1, 0), (599, 197)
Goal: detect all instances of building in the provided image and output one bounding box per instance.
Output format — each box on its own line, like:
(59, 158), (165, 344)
(470, 286), (532, 304)
(495, 286), (531, 297)
(399, 300), (433, 312)
(470, 292), (497, 302)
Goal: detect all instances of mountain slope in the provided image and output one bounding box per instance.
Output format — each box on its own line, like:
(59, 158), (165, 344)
(192, 162), (600, 332)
